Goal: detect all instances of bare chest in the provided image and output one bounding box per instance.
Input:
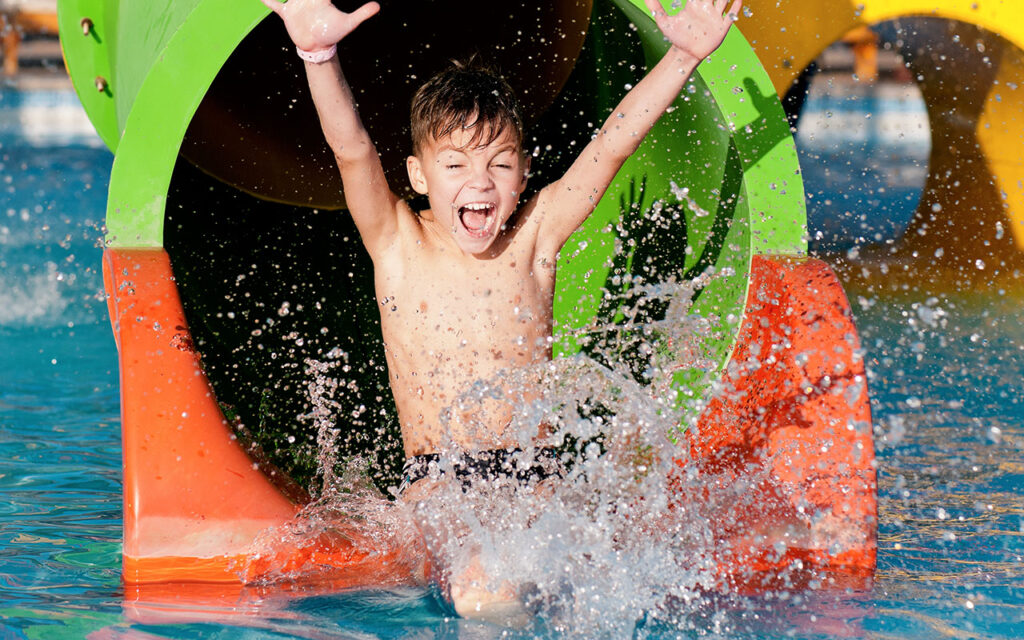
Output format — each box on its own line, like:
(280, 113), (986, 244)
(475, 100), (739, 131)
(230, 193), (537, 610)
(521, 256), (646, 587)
(375, 246), (555, 368)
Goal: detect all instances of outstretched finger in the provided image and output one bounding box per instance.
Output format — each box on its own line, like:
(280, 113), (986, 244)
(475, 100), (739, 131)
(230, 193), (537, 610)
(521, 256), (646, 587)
(349, 1), (381, 25)
(643, 0), (665, 18)
(259, 0), (284, 16)
(726, 0), (743, 21)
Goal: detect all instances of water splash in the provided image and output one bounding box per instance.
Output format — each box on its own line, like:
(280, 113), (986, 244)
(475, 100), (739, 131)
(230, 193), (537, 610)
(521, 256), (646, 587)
(242, 351), (424, 587)
(0, 261), (70, 326)
(302, 348), (349, 500)
(235, 265), (824, 635)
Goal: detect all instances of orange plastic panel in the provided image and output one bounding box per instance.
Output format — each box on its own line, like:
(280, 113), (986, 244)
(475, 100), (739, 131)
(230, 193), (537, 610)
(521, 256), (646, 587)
(690, 254), (877, 584)
(101, 247), (421, 588)
(104, 247), (299, 582)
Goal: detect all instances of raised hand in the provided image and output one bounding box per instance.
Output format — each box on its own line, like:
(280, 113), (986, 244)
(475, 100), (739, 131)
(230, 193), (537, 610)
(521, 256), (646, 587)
(643, 0), (742, 62)
(260, 0), (379, 52)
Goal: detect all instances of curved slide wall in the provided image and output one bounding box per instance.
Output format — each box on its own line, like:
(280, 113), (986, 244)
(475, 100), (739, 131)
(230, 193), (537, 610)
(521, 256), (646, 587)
(742, 0), (1024, 282)
(59, 0), (875, 587)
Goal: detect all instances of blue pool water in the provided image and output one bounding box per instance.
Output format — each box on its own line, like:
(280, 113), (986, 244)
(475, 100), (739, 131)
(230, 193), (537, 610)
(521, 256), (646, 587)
(1, 85), (1022, 638)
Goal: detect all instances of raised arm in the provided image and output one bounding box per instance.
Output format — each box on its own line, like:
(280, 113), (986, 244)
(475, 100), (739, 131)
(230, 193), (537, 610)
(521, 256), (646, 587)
(261, 0), (400, 254)
(534, 0), (741, 258)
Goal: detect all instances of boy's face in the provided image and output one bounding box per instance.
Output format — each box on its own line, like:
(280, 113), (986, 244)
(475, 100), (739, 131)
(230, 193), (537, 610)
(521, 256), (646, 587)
(406, 125), (529, 256)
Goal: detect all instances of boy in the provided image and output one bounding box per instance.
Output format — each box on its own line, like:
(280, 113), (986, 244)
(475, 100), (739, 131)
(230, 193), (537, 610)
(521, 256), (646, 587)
(261, 0), (741, 621)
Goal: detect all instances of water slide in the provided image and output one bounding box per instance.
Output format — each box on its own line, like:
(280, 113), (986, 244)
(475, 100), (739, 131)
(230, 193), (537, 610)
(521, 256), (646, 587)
(742, 0), (1024, 283)
(57, 0), (876, 593)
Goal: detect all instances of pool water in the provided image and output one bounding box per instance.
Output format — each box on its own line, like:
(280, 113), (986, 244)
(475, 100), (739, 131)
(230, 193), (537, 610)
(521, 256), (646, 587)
(1, 85), (1022, 638)
(796, 76), (930, 253)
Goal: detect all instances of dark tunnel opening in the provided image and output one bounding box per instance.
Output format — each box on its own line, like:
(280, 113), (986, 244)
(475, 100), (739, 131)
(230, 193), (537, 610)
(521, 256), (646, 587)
(164, 0), (660, 496)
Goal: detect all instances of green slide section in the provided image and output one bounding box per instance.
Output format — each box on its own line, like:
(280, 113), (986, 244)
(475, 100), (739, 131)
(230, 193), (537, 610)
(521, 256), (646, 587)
(59, 0), (268, 245)
(559, 0), (806, 422)
(59, 0), (807, 489)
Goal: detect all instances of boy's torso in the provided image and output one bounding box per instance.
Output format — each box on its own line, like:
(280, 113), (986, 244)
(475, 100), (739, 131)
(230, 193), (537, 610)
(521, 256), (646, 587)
(371, 200), (556, 456)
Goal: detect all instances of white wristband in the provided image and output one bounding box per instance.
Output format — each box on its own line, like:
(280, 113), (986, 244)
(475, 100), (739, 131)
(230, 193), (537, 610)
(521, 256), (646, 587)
(296, 44), (337, 63)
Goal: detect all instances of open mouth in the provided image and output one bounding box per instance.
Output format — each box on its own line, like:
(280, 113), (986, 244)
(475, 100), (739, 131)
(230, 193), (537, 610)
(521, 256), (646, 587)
(458, 202), (497, 238)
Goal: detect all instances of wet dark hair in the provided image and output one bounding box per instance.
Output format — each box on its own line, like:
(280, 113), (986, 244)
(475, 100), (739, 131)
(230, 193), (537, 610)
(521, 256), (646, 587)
(410, 57), (524, 155)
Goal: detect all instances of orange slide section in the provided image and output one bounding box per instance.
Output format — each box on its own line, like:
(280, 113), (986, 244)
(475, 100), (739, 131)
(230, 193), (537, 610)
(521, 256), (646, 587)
(103, 248), (410, 587)
(692, 255), (876, 587)
(104, 249), (874, 589)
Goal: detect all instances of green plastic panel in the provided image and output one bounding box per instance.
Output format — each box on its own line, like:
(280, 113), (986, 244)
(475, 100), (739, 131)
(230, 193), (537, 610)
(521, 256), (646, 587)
(104, 0), (266, 246)
(553, 0), (806, 414)
(57, 0), (118, 150)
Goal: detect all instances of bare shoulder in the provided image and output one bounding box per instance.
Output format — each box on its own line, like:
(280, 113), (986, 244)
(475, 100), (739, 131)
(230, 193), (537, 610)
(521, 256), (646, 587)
(369, 198), (423, 257)
(395, 198), (422, 228)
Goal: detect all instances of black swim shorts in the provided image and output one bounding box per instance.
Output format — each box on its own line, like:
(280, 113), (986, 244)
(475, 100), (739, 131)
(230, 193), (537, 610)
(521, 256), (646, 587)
(398, 447), (565, 495)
